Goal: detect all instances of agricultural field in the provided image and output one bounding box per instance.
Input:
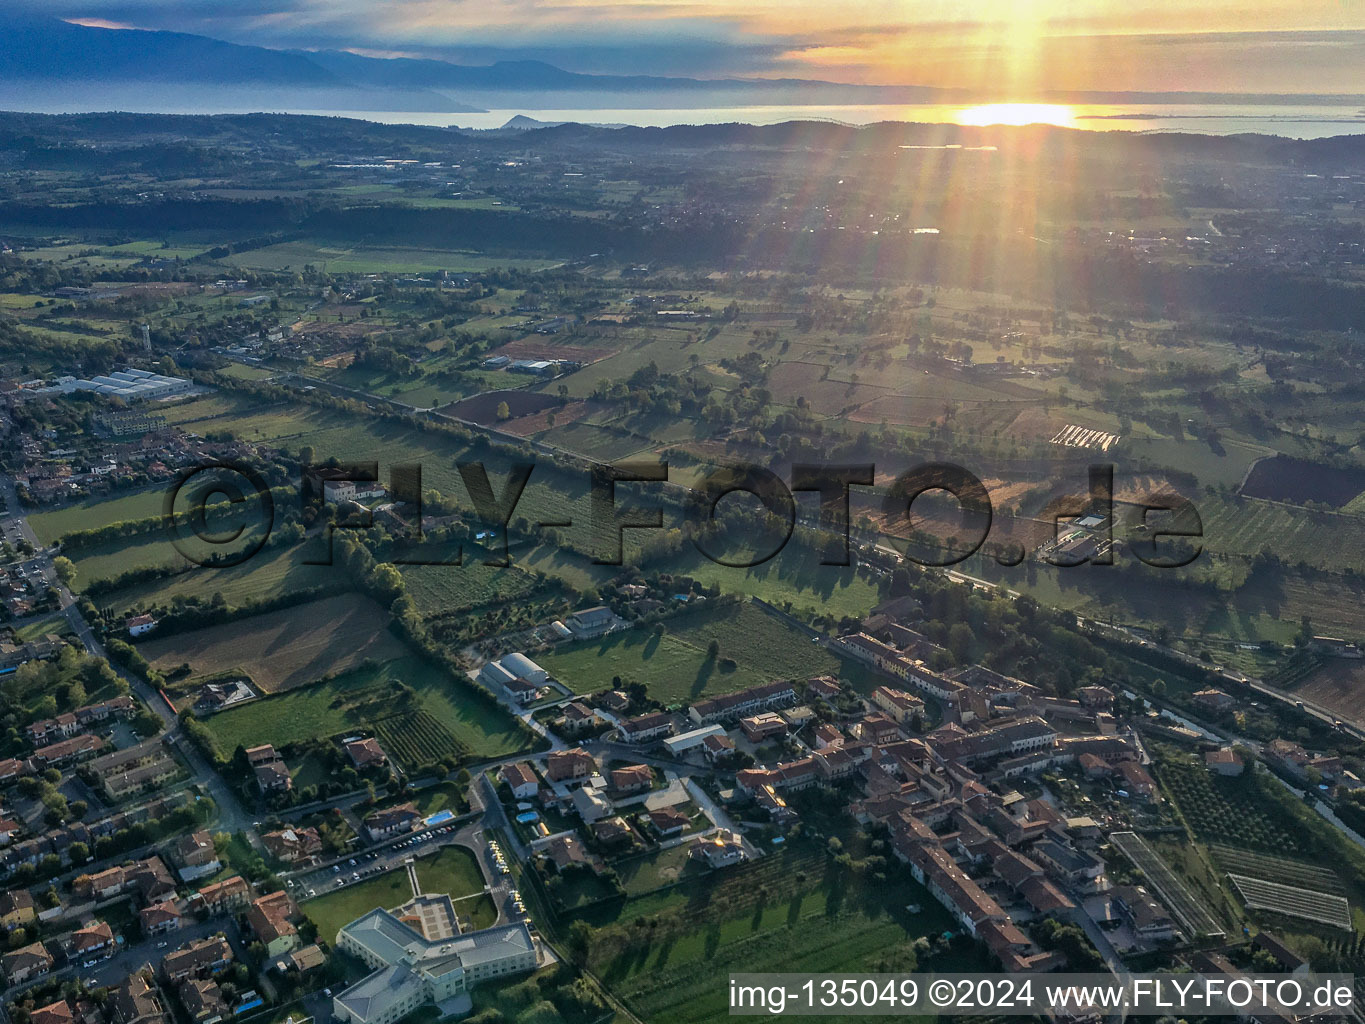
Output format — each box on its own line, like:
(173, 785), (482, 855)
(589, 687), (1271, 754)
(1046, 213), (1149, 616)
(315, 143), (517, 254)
(1226, 874), (1352, 931)
(1290, 659), (1365, 727)
(200, 653), (529, 763)
(92, 541), (346, 617)
(28, 486), (172, 544)
(224, 240), (559, 275)
(1156, 758), (1306, 855)
(652, 542), (886, 621)
(139, 594), (410, 692)
(399, 561), (544, 619)
(538, 600), (852, 704)
(1109, 832), (1227, 938)
(585, 844), (986, 1024)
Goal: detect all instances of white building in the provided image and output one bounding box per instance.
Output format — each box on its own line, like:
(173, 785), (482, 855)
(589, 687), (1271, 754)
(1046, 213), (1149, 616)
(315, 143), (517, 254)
(333, 906), (537, 1024)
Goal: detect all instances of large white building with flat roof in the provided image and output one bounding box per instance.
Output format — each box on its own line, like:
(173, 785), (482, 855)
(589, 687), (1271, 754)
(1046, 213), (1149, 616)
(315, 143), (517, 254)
(333, 903), (537, 1024)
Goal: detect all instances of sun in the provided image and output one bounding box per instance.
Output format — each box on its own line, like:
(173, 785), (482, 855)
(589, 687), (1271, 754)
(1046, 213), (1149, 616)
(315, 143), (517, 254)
(955, 103), (1077, 128)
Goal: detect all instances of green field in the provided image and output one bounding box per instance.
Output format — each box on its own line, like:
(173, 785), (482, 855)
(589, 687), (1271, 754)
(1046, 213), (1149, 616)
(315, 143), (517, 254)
(304, 844), (495, 943)
(538, 601), (854, 704)
(585, 845), (982, 1024)
(225, 240), (559, 275)
(29, 487), (172, 543)
(201, 654), (530, 762)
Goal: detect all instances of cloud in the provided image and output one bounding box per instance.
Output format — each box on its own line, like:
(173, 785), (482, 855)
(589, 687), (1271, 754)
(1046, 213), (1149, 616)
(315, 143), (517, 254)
(16, 0), (1365, 92)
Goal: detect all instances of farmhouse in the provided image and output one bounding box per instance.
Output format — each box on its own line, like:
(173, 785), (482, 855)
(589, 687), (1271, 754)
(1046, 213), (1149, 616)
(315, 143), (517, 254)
(345, 738), (388, 771)
(1205, 748), (1244, 776)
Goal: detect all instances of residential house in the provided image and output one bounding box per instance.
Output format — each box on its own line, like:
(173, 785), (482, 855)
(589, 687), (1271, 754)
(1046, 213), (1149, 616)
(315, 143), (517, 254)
(178, 978), (228, 1024)
(1116, 761), (1159, 801)
(364, 804), (420, 842)
(558, 702), (598, 735)
(126, 615), (157, 637)
(173, 830), (221, 881)
(871, 685), (925, 725)
(2, 940), (52, 984)
(140, 901), (183, 936)
(647, 808), (690, 837)
(162, 936), (233, 982)
(31, 734), (103, 769)
(689, 830), (745, 868)
(192, 876), (251, 915)
(247, 891), (300, 956)
(617, 712), (672, 744)
(688, 681), (797, 725)
(110, 970), (168, 1024)
(499, 763), (539, 800)
(0, 888), (35, 926)
(68, 920), (115, 962)
(30, 1001), (74, 1024)
(609, 765), (653, 795)
(738, 712), (787, 743)
(344, 739), (388, 771)
(545, 748), (596, 785)
(261, 828), (322, 866)
(1192, 688), (1234, 713)
(1205, 748), (1244, 776)
(1112, 886), (1175, 942)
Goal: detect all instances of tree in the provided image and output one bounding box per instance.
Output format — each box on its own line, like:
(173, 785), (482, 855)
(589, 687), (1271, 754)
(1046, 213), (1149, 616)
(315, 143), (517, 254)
(495, 401), (511, 421)
(52, 556), (77, 586)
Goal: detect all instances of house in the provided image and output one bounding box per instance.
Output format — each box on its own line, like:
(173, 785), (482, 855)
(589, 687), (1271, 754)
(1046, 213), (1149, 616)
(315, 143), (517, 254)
(502, 677), (540, 704)
(344, 738), (388, 771)
(1192, 688), (1234, 713)
(102, 755), (180, 800)
(1205, 748), (1244, 776)
(738, 712), (787, 743)
(617, 712), (672, 744)
(1031, 839), (1105, 887)
(595, 690), (631, 714)
(647, 808), (690, 837)
(541, 834), (593, 871)
(246, 891), (300, 956)
(247, 745), (292, 793)
(178, 978), (228, 1024)
(1078, 752), (1113, 779)
(162, 936), (233, 981)
(126, 614), (157, 637)
(1116, 761), (1159, 801)
(690, 829), (745, 868)
(689, 680), (797, 725)
(570, 787), (613, 823)
(806, 676), (842, 701)
(1112, 886), (1175, 942)
(68, 920), (115, 961)
(500, 763), (539, 800)
(289, 944), (327, 973)
(3, 940), (52, 983)
(173, 830), (221, 881)
(701, 732), (736, 763)
(364, 804), (420, 841)
(193, 876), (252, 915)
(852, 713), (902, 745)
(813, 723), (844, 750)
(128, 856), (177, 904)
(0, 888), (35, 926)
(262, 827), (323, 866)
(111, 970), (168, 1024)
(254, 761), (292, 794)
(592, 817), (634, 849)
(871, 685), (925, 724)
(31, 734), (103, 768)
(609, 765), (653, 795)
(558, 702), (598, 735)
(30, 1001), (74, 1024)
(565, 606), (620, 639)
(545, 748), (596, 784)
(140, 901), (183, 936)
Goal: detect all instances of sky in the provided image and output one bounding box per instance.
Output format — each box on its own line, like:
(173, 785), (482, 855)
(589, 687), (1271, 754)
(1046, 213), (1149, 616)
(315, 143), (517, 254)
(33, 0), (1365, 94)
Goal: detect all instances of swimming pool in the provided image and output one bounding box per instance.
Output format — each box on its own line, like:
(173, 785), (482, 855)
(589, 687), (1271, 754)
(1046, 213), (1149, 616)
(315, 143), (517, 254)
(425, 809), (457, 826)
(515, 811), (540, 824)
